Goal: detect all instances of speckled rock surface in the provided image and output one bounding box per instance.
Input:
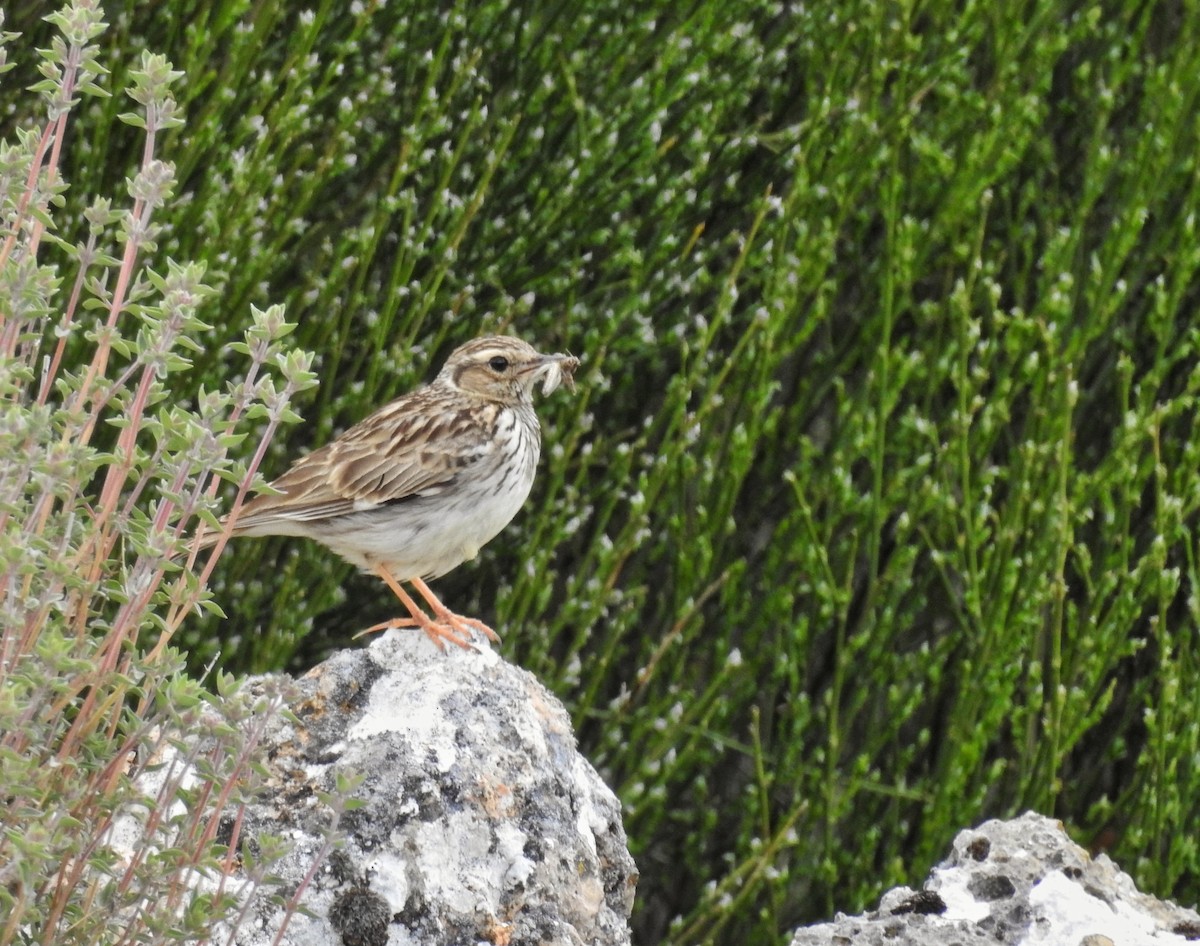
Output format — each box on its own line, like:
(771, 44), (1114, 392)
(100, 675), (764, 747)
(220, 631), (637, 946)
(789, 811), (1200, 946)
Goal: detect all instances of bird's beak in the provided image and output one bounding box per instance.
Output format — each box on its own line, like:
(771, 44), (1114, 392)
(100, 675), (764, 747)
(523, 353), (580, 395)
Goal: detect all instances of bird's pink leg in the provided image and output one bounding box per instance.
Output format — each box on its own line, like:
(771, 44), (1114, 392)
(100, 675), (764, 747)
(359, 565), (472, 651)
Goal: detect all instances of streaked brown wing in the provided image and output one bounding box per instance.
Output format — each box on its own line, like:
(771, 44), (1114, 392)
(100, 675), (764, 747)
(231, 388), (495, 531)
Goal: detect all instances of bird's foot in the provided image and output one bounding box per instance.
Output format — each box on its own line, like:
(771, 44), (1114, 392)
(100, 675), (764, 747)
(366, 569), (500, 651)
(407, 576), (501, 644)
(426, 606), (501, 644)
(356, 616), (474, 651)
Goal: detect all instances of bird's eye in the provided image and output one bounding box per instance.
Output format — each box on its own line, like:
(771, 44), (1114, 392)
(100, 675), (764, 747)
(488, 356), (510, 372)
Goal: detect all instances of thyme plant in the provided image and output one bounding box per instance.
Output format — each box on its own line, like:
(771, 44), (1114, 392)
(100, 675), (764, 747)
(0, 4), (315, 942)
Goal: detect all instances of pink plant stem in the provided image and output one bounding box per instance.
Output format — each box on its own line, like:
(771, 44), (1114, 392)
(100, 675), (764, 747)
(37, 233), (97, 406)
(67, 116), (158, 433)
(215, 803), (247, 900)
(269, 827), (336, 946)
(94, 363), (158, 532)
(0, 123), (54, 357)
(25, 42), (80, 258)
(161, 408), (284, 643)
(0, 37), (80, 350)
(67, 195), (151, 429)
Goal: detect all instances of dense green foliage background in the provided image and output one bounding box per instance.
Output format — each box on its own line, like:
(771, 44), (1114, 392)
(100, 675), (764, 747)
(7, 0), (1200, 943)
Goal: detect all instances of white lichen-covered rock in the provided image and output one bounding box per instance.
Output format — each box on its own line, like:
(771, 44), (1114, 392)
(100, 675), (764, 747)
(789, 811), (1200, 946)
(221, 631), (637, 946)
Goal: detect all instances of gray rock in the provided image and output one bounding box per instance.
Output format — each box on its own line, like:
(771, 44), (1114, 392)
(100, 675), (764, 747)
(790, 811), (1200, 946)
(221, 631), (637, 946)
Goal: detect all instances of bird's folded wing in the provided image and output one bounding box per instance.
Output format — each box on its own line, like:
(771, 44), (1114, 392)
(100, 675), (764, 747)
(230, 396), (495, 529)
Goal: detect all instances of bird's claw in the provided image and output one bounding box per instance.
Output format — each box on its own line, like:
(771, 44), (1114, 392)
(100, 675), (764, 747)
(356, 616), (475, 651)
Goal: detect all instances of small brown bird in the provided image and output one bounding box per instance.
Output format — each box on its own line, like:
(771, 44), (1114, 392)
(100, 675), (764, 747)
(206, 336), (579, 649)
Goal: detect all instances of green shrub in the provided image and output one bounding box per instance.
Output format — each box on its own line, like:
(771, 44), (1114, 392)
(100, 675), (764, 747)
(6, 1), (1200, 945)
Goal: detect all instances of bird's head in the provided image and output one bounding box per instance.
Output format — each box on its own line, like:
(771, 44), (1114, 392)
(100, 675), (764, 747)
(439, 335), (579, 404)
